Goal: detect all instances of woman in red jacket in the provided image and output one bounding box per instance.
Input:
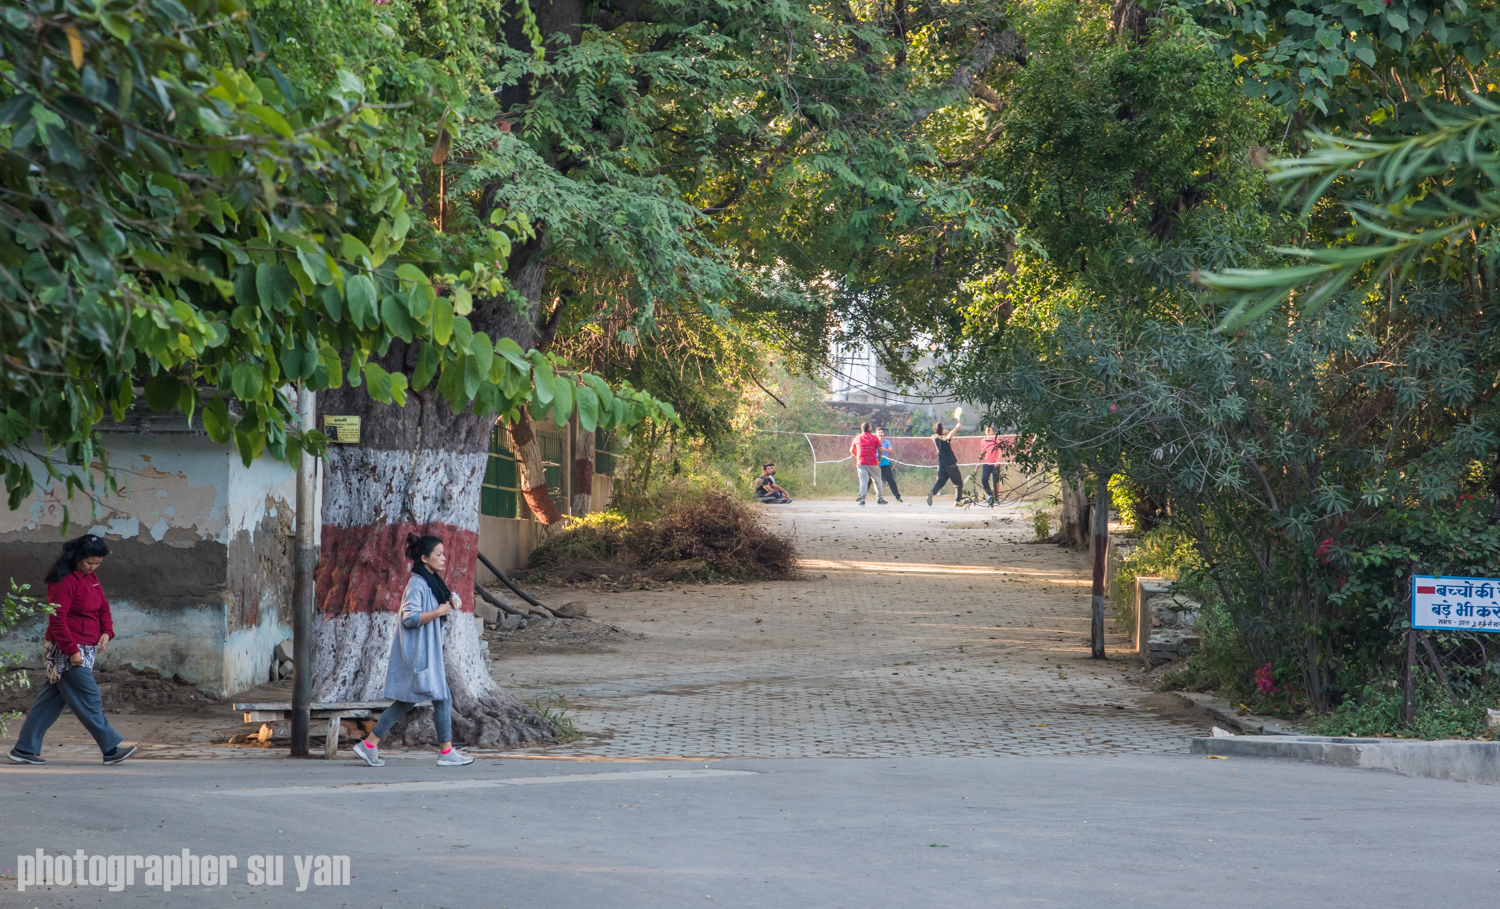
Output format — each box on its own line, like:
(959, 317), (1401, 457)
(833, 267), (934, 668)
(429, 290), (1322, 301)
(8, 534), (135, 765)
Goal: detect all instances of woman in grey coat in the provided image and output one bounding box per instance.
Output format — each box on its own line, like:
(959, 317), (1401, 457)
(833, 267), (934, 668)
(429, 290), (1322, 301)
(352, 533), (474, 767)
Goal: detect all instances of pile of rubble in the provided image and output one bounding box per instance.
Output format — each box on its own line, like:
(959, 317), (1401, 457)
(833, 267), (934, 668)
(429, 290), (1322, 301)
(0, 663), (216, 714)
(1137, 578), (1202, 666)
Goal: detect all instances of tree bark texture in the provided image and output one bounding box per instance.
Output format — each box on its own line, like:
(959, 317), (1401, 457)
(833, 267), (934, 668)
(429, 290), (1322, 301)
(1090, 473), (1111, 659)
(312, 343), (558, 749)
(571, 424), (595, 516)
(507, 409), (564, 525)
(1058, 476), (1090, 547)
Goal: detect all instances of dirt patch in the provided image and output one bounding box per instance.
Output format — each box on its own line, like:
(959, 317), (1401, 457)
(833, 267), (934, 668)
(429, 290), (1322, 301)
(0, 665), (220, 715)
(487, 617), (640, 655)
(1123, 655), (1190, 691)
(1136, 690), (1217, 732)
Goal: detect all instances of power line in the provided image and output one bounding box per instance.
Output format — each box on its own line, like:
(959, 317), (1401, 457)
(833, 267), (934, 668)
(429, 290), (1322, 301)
(820, 361), (964, 405)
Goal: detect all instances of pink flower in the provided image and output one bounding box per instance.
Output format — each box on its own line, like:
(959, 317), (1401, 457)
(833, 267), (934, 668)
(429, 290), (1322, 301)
(1315, 538), (1336, 563)
(1255, 663), (1276, 695)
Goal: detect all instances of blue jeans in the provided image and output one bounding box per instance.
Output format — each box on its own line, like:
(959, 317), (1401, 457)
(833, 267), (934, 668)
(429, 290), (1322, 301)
(15, 666), (123, 756)
(372, 699), (451, 743)
(981, 464), (1000, 497)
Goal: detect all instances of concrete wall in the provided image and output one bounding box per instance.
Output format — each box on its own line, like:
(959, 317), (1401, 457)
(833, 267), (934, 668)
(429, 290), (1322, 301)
(477, 517), (546, 577)
(0, 434), (295, 697)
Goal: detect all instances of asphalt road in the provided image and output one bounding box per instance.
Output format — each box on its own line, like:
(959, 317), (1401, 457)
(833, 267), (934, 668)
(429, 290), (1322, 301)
(3, 754), (1495, 908)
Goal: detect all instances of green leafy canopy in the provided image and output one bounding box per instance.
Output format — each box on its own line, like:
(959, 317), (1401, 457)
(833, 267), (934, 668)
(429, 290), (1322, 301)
(0, 0), (674, 510)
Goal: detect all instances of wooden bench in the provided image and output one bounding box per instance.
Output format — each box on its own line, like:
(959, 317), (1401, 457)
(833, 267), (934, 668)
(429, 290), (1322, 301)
(232, 701), (428, 760)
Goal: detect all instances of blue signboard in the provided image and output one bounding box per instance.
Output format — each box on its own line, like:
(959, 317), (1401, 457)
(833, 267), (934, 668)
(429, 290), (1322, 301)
(1412, 575), (1500, 632)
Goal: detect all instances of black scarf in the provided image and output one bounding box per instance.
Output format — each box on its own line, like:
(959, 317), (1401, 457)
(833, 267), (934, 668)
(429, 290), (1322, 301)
(414, 565), (452, 607)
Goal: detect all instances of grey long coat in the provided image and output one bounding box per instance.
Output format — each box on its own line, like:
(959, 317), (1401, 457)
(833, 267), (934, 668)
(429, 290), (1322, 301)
(383, 574), (451, 702)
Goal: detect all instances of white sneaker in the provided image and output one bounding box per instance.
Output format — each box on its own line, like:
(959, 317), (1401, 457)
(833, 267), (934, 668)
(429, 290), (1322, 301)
(437, 748), (474, 767)
(353, 740), (384, 767)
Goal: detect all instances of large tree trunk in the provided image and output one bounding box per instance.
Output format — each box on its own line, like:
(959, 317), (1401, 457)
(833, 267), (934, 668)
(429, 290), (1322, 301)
(507, 409), (564, 526)
(312, 344), (559, 749)
(1058, 475), (1090, 547)
(571, 423), (595, 516)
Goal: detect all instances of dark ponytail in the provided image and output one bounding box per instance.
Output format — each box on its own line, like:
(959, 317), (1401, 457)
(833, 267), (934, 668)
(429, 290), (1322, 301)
(45, 534), (110, 584)
(405, 533), (443, 570)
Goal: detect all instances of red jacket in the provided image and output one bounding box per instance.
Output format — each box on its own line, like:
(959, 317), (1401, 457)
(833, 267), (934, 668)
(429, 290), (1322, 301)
(45, 571), (114, 656)
(852, 432), (882, 466)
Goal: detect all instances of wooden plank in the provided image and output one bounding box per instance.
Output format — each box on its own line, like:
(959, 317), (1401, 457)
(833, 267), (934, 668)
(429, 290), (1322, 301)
(241, 709), (374, 724)
(325, 714), (342, 760)
(232, 701), (399, 711)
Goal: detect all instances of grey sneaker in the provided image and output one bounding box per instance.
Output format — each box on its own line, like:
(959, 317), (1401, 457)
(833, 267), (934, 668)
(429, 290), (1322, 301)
(437, 748), (474, 767)
(353, 740), (384, 767)
(102, 744), (137, 765)
(926, 493), (933, 506)
(8, 748), (44, 765)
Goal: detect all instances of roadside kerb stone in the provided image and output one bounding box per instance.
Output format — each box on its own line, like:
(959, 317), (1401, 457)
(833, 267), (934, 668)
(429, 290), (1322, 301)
(1177, 691), (1302, 735)
(1190, 735), (1500, 785)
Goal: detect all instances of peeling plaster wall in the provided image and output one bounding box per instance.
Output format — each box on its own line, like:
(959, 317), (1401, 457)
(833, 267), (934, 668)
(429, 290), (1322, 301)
(0, 435), (295, 697)
(221, 454), (296, 693)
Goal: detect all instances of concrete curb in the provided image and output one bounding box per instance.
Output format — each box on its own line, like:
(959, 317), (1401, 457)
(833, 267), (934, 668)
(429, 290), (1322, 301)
(1175, 692), (1302, 735)
(1190, 735), (1500, 785)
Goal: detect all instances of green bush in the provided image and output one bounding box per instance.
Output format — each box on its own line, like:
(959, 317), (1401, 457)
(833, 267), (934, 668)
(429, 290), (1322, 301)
(1, 581), (52, 738)
(1158, 598), (1257, 698)
(1110, 524), (1200, 606)
(525, 512), (628, 570)
(1315, 679), (1500, 741)
(1031, 507), (1052, 542)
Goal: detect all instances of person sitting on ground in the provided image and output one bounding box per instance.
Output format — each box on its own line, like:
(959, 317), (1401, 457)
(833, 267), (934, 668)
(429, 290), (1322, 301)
(927, 417), (965, 507)
(849, 421), (886, 506)
(752, 463), (792, 503)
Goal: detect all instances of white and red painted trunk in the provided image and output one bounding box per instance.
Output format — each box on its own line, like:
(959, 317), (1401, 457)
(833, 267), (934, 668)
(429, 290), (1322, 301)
(571, 426), (595, 516)
(507, 410), (564, 525)
(312, 444), (557, 749)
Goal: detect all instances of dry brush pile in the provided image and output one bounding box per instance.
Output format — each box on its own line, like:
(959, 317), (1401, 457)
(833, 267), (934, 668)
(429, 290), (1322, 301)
(526, 491), (798, 584)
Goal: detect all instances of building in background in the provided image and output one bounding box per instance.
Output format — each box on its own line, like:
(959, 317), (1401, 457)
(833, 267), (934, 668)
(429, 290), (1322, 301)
(826, 340), (980, 427)
(0, 408), (299, 697)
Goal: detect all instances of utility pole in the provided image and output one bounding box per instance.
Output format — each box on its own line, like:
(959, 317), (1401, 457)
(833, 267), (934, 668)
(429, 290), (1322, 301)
(290, 385), (317, 757)
(1090, 473), (1111, 659)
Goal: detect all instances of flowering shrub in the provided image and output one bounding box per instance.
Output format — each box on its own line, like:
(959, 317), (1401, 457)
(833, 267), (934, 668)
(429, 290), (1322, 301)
(1254, 663), (1278, 695)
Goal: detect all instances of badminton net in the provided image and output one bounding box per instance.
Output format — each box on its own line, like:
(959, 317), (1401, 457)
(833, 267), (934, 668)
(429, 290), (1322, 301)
(802, 433), (1014, 484)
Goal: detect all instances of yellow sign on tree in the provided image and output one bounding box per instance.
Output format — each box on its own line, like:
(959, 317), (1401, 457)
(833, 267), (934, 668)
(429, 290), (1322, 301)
(323, 416), (361, 444)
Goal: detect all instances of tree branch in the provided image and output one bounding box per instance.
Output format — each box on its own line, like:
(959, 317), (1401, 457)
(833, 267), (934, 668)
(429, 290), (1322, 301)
(909, 33), (1001, 124)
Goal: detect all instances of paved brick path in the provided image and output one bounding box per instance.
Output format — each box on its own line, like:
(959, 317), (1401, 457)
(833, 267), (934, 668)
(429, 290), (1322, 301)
(501, 500), (1209, 758)
(2, 501), (1209, 763)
